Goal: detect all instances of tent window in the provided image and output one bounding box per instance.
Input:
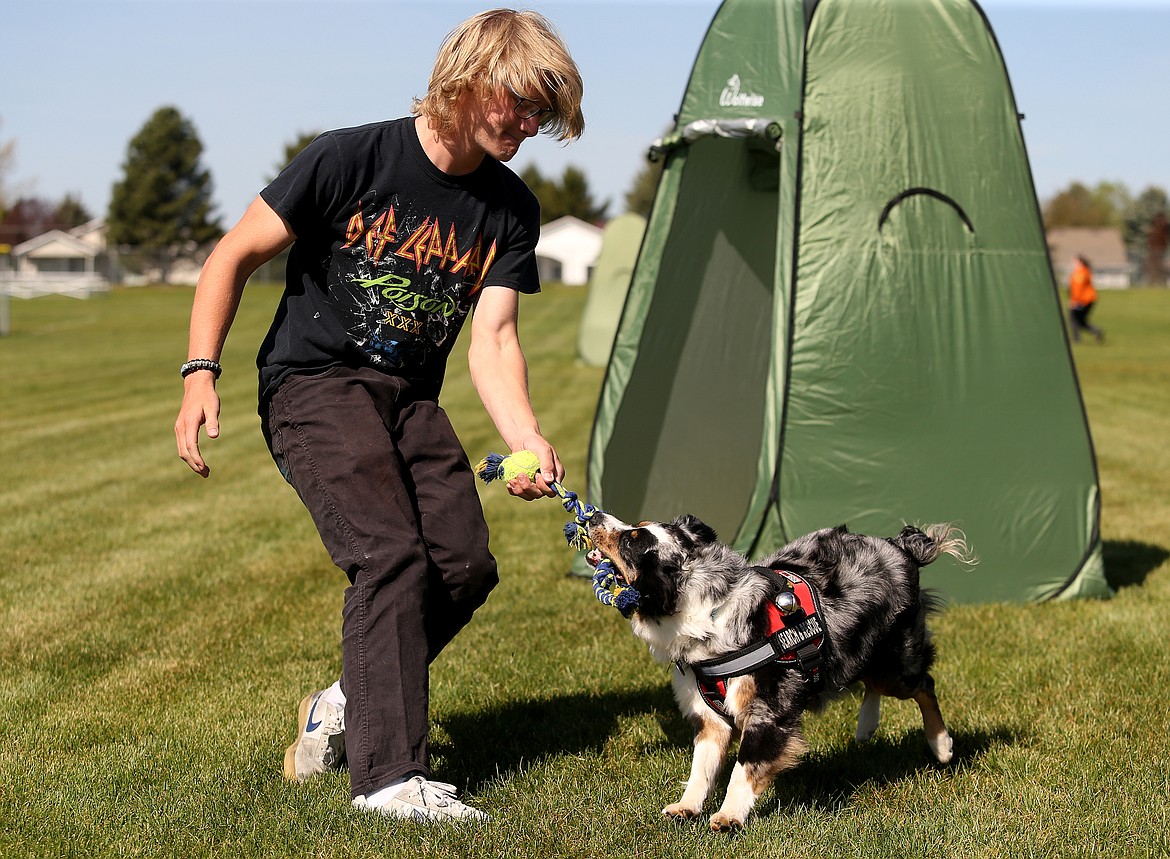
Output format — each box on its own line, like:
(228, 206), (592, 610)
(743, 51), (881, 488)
(878, 187), (974, 233)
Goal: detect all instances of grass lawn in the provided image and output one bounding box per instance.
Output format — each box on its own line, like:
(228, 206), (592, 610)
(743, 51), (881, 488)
(0, 283), (1167, 858)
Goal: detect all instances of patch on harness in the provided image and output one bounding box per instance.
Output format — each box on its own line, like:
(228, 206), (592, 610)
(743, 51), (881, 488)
(773, 614), (823, 653)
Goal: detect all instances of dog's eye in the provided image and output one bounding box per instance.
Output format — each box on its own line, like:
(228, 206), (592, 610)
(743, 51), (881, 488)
(621, 529), (645, 548)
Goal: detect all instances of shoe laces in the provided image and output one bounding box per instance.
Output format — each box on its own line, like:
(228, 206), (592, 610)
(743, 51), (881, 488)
(409, 777), (473, 812)
(311, 696), (344, 735)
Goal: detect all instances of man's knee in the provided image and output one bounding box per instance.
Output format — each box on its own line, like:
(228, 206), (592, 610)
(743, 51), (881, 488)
(450, 555), (499, 608)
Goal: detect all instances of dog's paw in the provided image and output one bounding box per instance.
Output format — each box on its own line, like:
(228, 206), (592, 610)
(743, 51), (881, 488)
(662, 803), (701, 822)
(708, 811), (745, 833)
(929, 731), (954, 764)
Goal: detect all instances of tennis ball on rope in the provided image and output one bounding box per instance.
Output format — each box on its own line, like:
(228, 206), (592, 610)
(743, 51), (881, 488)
(473, 450), (542, 484)
(472, 449), (639, 613)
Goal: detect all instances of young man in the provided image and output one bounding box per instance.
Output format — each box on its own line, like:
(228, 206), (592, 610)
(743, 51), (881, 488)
(174, 9), (584, 821)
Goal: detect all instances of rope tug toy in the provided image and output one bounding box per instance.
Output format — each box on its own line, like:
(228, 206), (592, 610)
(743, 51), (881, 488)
(473, 451), (641, 617)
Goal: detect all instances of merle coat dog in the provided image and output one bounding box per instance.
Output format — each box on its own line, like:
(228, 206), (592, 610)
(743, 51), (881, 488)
(585, 513), (971, 832)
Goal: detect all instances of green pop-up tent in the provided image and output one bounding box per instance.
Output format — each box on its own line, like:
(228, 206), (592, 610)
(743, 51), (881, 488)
(577, 213), (647, 368)
(585, 0), (1108, 603)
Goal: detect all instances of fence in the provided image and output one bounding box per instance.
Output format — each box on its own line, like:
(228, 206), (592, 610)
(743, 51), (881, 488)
(0, 273), (111, 335)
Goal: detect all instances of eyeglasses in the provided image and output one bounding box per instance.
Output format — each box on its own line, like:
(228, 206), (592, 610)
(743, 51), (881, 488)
(508, 87), (555, 125)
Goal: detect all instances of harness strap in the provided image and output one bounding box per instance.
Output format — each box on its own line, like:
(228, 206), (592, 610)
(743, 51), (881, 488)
(692, 673), (733, 722)
(690, 612), (825, 679)
(684, 569), (829, 723)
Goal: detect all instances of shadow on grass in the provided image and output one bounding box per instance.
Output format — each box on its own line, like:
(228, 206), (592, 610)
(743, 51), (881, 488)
(761, 724), (1022, 817)
(435, 684), (684, 788)
(1103, 539), (1168, 591)
(437, 684), (1021, 814)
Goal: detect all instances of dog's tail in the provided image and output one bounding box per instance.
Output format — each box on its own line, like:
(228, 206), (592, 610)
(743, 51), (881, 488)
(894, 524), (976, 568)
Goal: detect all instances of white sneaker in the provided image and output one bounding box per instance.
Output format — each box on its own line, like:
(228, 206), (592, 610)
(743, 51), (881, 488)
(283, 689), (346, 781)
(353, 775), (489, 822)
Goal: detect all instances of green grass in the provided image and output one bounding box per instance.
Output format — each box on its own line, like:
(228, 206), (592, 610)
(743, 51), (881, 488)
(1, 284), (1168, 858)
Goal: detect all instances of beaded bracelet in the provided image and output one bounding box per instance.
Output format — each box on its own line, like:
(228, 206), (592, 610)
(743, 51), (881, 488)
(180, 359), (223, 379)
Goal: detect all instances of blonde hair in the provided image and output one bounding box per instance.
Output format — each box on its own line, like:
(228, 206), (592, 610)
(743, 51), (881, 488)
(413, 8), (585, 142)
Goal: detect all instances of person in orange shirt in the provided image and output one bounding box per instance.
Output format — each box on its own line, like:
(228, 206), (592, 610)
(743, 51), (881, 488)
(1068, 255), (1104, 342)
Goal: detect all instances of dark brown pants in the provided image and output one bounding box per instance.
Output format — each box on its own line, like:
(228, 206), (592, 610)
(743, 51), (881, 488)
(265, 366), (498, 798)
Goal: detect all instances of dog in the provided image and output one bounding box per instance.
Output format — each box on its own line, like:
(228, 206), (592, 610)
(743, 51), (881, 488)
(585, 513), (971, 832)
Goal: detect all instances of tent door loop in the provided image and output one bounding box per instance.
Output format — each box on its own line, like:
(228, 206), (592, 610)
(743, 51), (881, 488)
(648, 118), (783, 162)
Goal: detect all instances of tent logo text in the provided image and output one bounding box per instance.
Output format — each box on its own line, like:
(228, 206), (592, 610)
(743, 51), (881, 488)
(720, 75), (765, 108)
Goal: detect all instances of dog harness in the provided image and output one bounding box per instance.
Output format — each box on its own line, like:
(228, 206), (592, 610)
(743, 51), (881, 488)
(685, 569), (827, 723)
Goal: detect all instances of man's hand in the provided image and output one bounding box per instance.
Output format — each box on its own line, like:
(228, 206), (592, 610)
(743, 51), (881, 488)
(175, 374), (221, 478)
(504, 435), (564, 501)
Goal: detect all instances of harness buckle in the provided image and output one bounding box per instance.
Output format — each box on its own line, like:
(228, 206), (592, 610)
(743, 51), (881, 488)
(793, 640), (824, 683)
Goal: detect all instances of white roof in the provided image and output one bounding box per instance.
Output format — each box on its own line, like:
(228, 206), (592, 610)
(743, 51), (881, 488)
(13, 229), (97, 260)
(69, 218), (107, 250)
(536, 215), (603, 259)
(1046, 227), (1129, 271)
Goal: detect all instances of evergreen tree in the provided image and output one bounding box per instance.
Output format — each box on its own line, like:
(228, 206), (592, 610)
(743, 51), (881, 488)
(623, 126), (672, 217)
(552, 165), (608, 224)
(519, 164), (556, 223)
(107, 106), (222, 282)
(269, 130), (321, 182)
(519, 163), (607, 224)
(624, 156), (663, 217)
(54, 194), (92, 229)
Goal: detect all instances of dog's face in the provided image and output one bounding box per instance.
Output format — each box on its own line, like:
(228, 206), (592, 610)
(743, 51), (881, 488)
(586, 512), (719, 617)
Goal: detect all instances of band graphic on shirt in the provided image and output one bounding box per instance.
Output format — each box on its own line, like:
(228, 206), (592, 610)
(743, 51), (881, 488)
(338, 200), (498, 370)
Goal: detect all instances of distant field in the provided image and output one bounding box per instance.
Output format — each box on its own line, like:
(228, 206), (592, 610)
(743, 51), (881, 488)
(0, 284), (1167, 858)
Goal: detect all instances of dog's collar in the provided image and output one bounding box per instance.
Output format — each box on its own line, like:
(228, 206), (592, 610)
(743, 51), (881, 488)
(683, 569), (828, 722)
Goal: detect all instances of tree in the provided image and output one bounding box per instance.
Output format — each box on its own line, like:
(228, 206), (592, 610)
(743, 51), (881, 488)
(624, 155), (664, 217)
(519, 163), (608, 224)
(269, 130), (321, 182)
(0, 118), (14, 222)
(107, 106), (223, 282)
(54, 194), (92, 230)
(0, 197), (57, 247)
(1121, 186), (1170, 286)
(249, 131), (323, 284)
(519, 164), (555, 217)
(1145, 212), (1168, 286)
(555, 165), (608, 224)
(0, 193), (93, 248)
(623, 124), (674, 217)
(1042, 181), (1129, 229)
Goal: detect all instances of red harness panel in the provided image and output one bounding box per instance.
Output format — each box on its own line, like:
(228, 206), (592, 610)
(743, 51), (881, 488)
(690, 569), (826, 722)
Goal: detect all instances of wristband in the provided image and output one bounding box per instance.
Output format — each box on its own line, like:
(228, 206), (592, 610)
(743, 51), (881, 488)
(180, 359), (222, 379)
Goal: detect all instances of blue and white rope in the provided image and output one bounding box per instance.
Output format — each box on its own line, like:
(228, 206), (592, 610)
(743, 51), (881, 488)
(474, 451), (641, 615)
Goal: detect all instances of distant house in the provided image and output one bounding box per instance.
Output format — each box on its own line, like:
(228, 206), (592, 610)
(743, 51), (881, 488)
(1046, 227), (1131, 289)
(535, 216), (604, 286)
(5, 219), (113, 297)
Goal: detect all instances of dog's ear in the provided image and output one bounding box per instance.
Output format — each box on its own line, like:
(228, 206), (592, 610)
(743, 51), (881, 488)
(674, 514), (718, 547)
(637, 558), (681, 617)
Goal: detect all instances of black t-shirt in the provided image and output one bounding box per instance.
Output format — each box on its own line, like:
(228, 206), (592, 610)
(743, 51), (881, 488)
(257, 117), (541, 404)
